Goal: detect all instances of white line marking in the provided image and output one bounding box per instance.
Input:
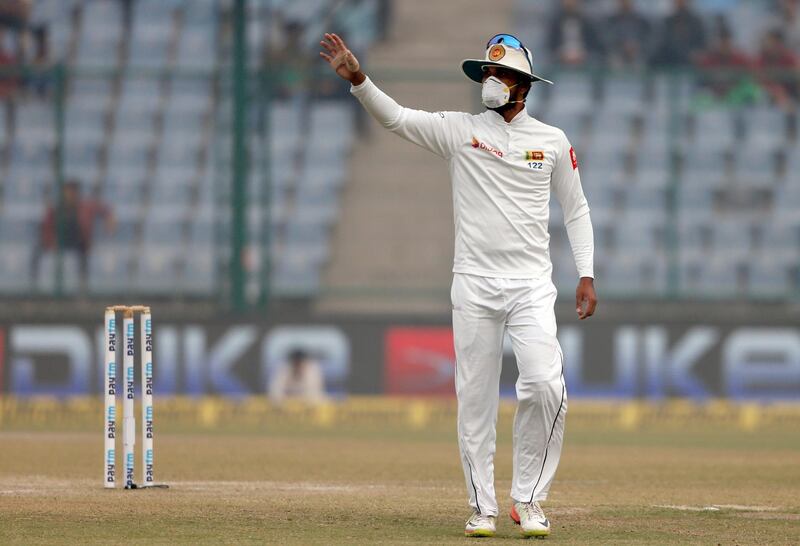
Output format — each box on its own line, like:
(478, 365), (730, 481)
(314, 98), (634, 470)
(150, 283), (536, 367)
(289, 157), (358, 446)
(655, 505), (720, 512)
(654, 504), (779, 512)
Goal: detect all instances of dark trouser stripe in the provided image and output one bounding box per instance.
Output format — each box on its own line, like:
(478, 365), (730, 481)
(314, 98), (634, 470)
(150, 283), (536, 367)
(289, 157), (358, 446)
(467, 460), (481, 514)
(528, 349), (566, 503)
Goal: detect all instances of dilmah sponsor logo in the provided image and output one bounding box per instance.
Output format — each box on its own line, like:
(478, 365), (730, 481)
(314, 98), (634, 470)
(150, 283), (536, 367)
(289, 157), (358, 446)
(472, 137), (504, 158)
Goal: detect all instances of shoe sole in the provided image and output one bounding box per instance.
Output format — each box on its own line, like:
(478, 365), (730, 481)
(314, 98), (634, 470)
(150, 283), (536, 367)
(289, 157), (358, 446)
(521, 529), (550, 538)
(465, 529), (495, 538)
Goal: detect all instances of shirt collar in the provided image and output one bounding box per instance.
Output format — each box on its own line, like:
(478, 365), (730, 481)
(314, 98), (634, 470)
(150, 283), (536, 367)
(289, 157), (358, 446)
(487, 107), (530, 126)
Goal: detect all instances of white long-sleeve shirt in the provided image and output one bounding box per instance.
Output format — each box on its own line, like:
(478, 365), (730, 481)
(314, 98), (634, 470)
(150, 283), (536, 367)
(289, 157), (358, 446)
(351, 77), (594, 280)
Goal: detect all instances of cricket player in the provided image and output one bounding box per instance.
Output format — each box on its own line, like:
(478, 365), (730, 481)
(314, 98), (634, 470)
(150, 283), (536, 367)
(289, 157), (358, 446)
(320, 32), (597, 538)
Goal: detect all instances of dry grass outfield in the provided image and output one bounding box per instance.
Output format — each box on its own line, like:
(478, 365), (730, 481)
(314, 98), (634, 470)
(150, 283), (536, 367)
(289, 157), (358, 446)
(1, 406), (799, 544)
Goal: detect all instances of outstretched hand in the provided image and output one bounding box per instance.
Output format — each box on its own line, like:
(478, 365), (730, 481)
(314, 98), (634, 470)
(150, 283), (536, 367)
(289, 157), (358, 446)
(319, 33), (364, 85)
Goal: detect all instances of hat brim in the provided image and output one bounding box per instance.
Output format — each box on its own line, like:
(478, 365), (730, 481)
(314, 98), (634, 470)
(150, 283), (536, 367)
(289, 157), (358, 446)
(461, 59), (553, 85)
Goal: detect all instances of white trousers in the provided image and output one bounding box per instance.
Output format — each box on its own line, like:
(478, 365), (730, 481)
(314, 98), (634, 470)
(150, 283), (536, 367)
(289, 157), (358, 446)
(451, 273), (567, 517)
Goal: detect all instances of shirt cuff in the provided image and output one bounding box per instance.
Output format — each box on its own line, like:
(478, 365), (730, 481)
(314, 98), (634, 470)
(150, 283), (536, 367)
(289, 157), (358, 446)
(349, 76), (372, 96)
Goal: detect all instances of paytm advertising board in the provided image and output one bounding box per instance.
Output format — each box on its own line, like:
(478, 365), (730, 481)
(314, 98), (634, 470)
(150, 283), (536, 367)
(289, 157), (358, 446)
(0, 312), (798, 400)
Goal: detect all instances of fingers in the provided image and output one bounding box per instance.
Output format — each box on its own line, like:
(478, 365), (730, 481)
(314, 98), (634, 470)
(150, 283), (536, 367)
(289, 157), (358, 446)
(584, 296), (597, 318)
(319, 51), (333, 63)
(320, 38), (336, 53)
(331, 33), (346, 50)
(344, 51), (360, 72)
(575, 288), (597, 320)
(321, 34), (339, 54)
(577, 296), (596, 320)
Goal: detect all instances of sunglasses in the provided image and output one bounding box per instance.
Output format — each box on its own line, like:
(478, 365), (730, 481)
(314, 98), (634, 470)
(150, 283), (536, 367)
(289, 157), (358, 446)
(486, 33), (533, 71)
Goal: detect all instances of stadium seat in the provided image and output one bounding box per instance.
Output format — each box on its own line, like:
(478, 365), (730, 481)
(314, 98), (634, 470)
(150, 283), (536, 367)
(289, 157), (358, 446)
(748, 256), (793, 297)
(135, 244), (180, 293)
(76, 1), (122, 68)
(182, 247), (217, 294)
(128, 1), (175, 68)
(35, 251), (82, 294)
(0, 243), (33, 291)
(601, 77), (646, 115)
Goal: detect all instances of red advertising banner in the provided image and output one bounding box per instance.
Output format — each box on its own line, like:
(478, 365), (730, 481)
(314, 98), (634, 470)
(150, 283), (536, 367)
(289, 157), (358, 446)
(384, 327), (456, 396)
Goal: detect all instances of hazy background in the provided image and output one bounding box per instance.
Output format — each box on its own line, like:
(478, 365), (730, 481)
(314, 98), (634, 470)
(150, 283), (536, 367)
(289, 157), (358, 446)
(0, 0), (797, 402)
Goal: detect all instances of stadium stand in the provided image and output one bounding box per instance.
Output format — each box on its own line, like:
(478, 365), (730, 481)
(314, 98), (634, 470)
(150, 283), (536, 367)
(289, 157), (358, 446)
(0, 0), (797, 309)
(0, 0), (378, 299)
(519, 0), (800, 301)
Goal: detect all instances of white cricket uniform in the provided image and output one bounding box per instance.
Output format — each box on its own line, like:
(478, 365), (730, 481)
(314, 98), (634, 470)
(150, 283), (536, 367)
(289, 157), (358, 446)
(351, 77), (594, 516)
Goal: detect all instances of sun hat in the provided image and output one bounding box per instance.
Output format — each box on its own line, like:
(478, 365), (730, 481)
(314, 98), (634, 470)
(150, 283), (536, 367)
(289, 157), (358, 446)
(461, 33), (553, 85)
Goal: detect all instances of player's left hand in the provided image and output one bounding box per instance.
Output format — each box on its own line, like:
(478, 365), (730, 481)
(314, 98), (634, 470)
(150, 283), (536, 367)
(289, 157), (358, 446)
(575, 277), (597, 320)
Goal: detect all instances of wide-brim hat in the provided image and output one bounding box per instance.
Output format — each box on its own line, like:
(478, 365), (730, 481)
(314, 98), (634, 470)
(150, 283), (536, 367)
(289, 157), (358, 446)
(461, 34), (553, 85)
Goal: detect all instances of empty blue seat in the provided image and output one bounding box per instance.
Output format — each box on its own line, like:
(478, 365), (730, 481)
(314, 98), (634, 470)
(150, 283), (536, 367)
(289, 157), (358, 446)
(602, 78), (645, 115)
(77, 2), (123, 67)
(0, 244), (33, 292)
(35, 252), (82, 294)
(176, 28), (216, 69)
(136, 244), (180, 293)
(182, 246), (216, 294)
(748, 255), (794, 297)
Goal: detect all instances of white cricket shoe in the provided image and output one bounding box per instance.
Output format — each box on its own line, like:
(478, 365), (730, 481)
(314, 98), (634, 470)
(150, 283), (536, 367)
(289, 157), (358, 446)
(464, 511), (496, 537)
(510, 501), (551, 538)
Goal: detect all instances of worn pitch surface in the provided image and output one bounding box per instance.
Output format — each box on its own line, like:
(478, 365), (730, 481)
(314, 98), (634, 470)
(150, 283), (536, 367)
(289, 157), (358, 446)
(1, 413), (799, 544)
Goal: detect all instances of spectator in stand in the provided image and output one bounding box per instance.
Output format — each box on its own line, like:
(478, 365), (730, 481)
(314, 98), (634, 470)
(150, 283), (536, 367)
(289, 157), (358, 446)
(694, 17), (754, 102)
(0, 0), (30, 59)
(0, 0), (30, 30)
(773, 0), (800, 52)
(264, 20), (312, 102)
(0, 28), (17, 81)
(376, 0), (392, 41)
(651, 0), (707, 67)
(757, 28), (800, 108)
(546, 0), (603, 66)
(604, 0), (651, 69)
(24, 26), (51, 98)
(32, 180), (115, 288)
(268, 348), (327, 406)
(0, 28), (18, 137)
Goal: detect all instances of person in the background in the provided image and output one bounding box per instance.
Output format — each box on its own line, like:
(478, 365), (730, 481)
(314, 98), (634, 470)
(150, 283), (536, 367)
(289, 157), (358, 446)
(604, 0), (651, 69)
(269, 348), (327, 406)
(546, 0), (603, 66)
(0, 28), (18, 136)
(376, 0), (393, 41)
(773, 0), (800, 52)
(756, 28), (800, 109)
(651, 0), (707, 67)
(24, 26), (51, 98)
(32, 180), (115, 285)
(694, 17), (753, 102)
(0, 0), (30, 31)
(263, 20), (312, 102)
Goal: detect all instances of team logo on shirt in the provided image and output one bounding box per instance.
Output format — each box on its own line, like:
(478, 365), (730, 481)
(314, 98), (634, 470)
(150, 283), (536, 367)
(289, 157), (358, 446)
(570, 147), (578, 170)
(488, 44), (505, 61)
(472, 137), (504, 158)
(525, 150), (544, 161)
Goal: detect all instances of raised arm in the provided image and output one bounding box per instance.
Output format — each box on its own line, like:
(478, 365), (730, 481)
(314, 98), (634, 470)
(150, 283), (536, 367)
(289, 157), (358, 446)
(551, 134), (597, 320)
(320, 33), (468, 159)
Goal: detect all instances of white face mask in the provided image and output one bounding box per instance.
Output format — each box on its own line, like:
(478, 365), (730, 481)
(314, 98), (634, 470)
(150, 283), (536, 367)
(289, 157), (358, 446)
(481, 75), (519, 109)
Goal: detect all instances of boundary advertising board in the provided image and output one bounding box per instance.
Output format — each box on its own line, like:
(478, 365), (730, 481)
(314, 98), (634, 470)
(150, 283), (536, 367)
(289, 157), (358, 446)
(0, 314), (797, 400)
